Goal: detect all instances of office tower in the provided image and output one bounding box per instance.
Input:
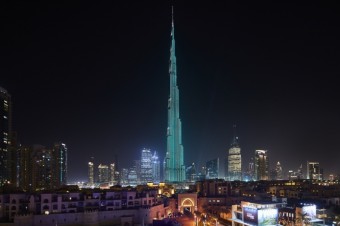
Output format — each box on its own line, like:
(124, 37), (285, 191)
(51, 142), (67, 188)
(186, 163), (197, 182)
(227, 129), (242, 181)
(243, 158), (255, 181)
(128, 167), (138, 186)
(110, 163), (115, 184)
(151, 151), (160, 183)
(134, 160), (141, 184)
(140, 148), (153, 184)
(0, 87), (12, 185)
(164, 9), (185, 182)
(297, 164), (303, 179)
(31, 145), (52, 190)
(307, 161), (321, 180)
(275, 161), (283, 180)
(17, 145), (33, 190)
(120, 168), (129, 185)
(254, 150), (269, 180)
(114, 171), (120, 185)
(206, 158), (219, 179)
(88, 159), (94, 185)
(98, 164), (109, 183)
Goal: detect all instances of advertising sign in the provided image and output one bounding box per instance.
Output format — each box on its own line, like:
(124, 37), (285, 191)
(302, 205), (316, 219)
(243, 206), (258, 225)
(258, 208), (278, 226)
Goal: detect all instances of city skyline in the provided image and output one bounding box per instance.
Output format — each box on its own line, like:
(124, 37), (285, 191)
(1, 2), (340, 181)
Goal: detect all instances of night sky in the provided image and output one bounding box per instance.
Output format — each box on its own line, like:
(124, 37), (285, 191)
(1, 2), (339, 182)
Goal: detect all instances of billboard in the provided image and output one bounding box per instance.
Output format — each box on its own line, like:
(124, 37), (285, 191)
(258, 208), (278, 226)
(243, 206), (258, 225)
(302, 205), (316, 220)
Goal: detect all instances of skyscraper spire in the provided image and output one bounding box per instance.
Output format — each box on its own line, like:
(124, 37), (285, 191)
(231, 124), (239, 147)
(164, 7), (185, 182)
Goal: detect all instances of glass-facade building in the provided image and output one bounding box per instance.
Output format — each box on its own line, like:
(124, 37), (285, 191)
(0, 87), (12, 186)
(307, 161), (321, 180)
(164, 11), (185, 182)
(51, 142), (67, 188)
(254, 150), (269, 180)
(206, 158), (219, 179)
(98, 164), (109, 183)
(151, 151), (160, 183)
(227, 136), (242, 181)
(140, 148), (153, 184)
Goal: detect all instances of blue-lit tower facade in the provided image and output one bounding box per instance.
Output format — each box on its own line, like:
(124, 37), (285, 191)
(164, 10), (185, 182)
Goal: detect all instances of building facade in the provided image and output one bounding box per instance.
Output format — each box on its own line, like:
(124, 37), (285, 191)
(141, 148), (153, 184)
(0, 87), (12, 186)
(227, 135), (242, 181)
(206, 158), (219, 179)
(51, 143), (67, 188)
(151, 151), (160, 183)
(254, 150), (269, 180)
(98, 164), (109, 184)
(307, 161), (321, 180)
(164, 10), (185, 182)
(88, 159), (94, 185)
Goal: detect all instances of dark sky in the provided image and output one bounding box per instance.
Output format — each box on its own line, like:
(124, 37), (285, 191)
(1, 2), (340, 182)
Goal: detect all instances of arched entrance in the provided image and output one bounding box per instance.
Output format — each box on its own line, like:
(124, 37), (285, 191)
(178, 193), (197, 215)
(181, 198), (194, 215)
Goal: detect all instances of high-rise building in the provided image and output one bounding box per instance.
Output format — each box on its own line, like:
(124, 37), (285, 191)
(51, 142), (67, 189)
(227, 129), (242, 181)
(120, 168), (129, 186)
(307, 161), (321, 180)
(206, 158), (219, 179)
(186, 163), (197, 182)
(128, 167), (138, 186)
(254, 150), (269, 180)
(88, 159), (94, 185)
(110, 163), (115, 184)
(164, 9), (185, 182)
(134, 159), (141, 184)
(140, 148), (153, 184)
(297, 164), (303, 179)
(275, 161), (283, 180)
(31, 145), (52, 190)
(243, 158), (255, 181)
(0, 87), (12, 186)
(98, 164), (109, 183)
(17, 145), (33, 190)
(151, 151), (160, 183)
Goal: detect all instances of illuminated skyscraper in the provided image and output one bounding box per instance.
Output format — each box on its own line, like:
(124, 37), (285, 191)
(275, 161), (283, 180)
(88, 159), (94, 185)
(98, 164), (109, 183)
(17, 145), (33, 190)
(31, 145), (52, 190)
(0, 87), (12, 185)
(164, 8), (185, 182)
(206, 158), (219, 179)
(51, 142), (67, 188)
(140, 148), (153, 184)
(254, 150), (269, 180)
(307, 161), (321, 180)
(110, 163), (115, 184)
(227, 128), (242, 181)
(151, 151), (160, 183)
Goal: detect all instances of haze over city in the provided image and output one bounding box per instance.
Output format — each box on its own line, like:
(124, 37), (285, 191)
(1, 2), (339, 182)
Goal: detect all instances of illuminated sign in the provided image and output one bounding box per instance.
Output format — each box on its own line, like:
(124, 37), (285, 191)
(243, 207), (258, 225)
(258, 208), (278, 226)
(302, 205), (316, 220)
(243, 206), (278, 226)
